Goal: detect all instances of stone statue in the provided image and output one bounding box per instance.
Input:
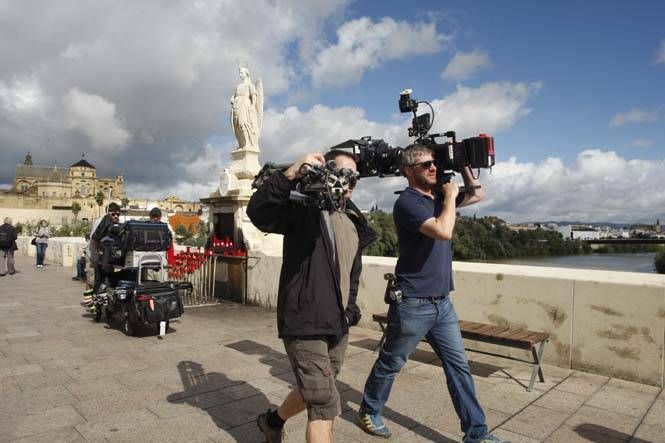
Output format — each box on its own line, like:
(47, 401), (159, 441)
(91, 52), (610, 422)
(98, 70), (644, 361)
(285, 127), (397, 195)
(230, 67), (263, 152)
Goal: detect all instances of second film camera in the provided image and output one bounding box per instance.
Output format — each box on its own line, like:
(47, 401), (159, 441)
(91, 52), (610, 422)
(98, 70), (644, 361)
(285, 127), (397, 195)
(252, 89), (496, 209)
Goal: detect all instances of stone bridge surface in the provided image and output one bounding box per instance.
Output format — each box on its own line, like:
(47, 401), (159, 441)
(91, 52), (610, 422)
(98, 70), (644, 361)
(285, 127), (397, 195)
(0, 254), (663, 442)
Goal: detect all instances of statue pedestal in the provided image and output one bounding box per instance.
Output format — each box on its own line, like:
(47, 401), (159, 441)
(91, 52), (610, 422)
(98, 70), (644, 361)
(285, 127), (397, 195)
(201, 195), (282, 257)
(218, 148), (261, 197)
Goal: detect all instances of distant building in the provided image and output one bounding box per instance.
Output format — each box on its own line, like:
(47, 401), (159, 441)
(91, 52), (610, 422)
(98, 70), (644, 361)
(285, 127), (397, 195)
(0, 152), (201, 226)
(556, 225), (601, 240)
(508, 223), (540, 232)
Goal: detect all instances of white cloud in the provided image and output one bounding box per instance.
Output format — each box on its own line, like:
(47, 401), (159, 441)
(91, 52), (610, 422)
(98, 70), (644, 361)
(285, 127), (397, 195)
(441, 49), (492, 81)
(609, 108), (659, 126)
(631, 138), (655, 147)
(62, 87), (131, 151)
(260, 104), (404, 163)
(655, 40), (665, 64)
(476, 149), (665, 223)
(0, 76), (44, 112)
(428, 82), (542, 138)
(310, 17), (445, 88)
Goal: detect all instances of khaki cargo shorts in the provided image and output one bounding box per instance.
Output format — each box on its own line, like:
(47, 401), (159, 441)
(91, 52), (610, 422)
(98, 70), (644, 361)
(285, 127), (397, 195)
(283, 334), (348, 421)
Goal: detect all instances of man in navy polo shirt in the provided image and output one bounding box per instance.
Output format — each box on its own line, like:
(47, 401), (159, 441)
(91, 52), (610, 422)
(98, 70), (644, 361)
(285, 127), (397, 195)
(357, 144), (508, 443)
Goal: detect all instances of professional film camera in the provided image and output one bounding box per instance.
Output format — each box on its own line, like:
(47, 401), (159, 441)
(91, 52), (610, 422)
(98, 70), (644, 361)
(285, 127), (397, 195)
(251, 89), (496, 209)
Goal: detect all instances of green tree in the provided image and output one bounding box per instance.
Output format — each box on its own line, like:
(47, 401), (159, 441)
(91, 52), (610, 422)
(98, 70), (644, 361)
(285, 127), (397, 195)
(365, 209), (398, 257)
(71, 202), (81, 222)
(121, 197), (130, 209)
(655, 250), (665, 274)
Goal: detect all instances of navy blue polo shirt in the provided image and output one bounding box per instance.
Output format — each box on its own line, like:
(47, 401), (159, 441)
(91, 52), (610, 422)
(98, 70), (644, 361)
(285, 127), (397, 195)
(393, 187), (454, 298)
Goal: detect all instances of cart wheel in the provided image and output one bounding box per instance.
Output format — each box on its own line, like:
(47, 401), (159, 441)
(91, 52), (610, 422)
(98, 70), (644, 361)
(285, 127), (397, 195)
(93, 306), (102, 322)
(122, 308), (134, 336)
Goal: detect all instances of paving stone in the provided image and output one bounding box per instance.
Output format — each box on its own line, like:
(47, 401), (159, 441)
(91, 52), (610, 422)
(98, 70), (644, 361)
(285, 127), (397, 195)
(632, 421), (665, 442)
(563, 405), (640, 437)
(209, 419), (278, 442)
(14, 425), (86, 443)
(492, 428), (541, 443)
(534, 388), (588, 413)
(2, 405), (85, 439)
(65, 376), (129, 401)
(158, 388), (234, 415)
(0, 363), (43, 378)
(11, 368), (75, 391)
(501, 404), (571, 440)
(206, 393), (277, 428)
(556, 372), (608, 396)
(0, 385), (77, 419)
(75, 387), (165, 421)
(0, 376), (21, 395)
(585, 384), (657, 418)
(544, 423), (628, 442)
(0, 355), (28, 369)
(606, 377), (662, 395)
(76, 408), (217, 442)
(63, 355), (151, 380)
(642, 399), (665, 426)
(476, 379), (542, 415)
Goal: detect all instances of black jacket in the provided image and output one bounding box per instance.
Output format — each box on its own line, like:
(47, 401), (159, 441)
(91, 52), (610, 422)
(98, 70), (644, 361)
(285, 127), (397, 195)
(0, 223), (18, 251)
(247, 172), (377, 338)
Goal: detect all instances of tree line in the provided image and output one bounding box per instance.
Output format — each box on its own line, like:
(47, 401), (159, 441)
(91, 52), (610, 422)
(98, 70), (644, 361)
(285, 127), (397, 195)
(364, 209), (591, 260)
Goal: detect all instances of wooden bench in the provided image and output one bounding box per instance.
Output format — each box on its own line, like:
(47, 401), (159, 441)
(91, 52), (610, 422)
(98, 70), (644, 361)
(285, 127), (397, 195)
(372, 313), (550, 391)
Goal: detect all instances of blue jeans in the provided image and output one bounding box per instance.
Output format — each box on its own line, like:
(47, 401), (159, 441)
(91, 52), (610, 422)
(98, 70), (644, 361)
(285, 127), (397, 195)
(360, 296), (488, 440)
(35, 243), (47, 266)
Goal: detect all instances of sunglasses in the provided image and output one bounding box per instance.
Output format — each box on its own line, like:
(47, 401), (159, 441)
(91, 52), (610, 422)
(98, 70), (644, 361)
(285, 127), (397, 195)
(411, 160), (438, 169)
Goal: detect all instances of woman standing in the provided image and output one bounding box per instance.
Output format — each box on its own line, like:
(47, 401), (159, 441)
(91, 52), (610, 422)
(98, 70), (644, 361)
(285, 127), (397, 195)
(34, 219), (50, 268)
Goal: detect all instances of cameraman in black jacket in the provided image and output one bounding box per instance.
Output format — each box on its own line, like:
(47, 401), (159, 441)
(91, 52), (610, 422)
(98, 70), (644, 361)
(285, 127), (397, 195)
(247, 150), (376, 443)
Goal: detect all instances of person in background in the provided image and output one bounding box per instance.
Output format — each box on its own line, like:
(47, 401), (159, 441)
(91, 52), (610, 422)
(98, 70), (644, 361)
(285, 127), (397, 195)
(34, 219), (50, 268)
(82, 203), (121, 307)
(149, 207), (162, 223)
(146, 207), (173, 281)
(73, 250), (87, 281)
(0, 217), (18, 276)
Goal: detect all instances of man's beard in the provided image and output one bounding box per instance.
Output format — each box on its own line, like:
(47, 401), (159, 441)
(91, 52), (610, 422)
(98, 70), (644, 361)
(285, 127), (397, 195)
(414, 173), (436, 190)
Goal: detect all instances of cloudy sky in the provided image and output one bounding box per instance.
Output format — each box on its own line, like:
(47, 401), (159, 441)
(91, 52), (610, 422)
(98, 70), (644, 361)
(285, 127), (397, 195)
(1, 0), (664, 223)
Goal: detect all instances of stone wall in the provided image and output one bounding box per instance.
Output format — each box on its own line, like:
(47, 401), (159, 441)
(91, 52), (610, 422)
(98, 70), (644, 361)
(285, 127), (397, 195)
(247, 251), (665, 387)
(2, 208), (86, 226)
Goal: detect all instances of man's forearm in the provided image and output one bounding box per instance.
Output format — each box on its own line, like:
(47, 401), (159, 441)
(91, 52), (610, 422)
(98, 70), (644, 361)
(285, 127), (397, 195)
(434, 197), (457, 239)
(459, 166), (485, 207)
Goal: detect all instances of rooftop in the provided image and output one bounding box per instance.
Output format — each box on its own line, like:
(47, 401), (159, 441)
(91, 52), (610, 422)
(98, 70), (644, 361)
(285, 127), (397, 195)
(0, 254), (663, 442)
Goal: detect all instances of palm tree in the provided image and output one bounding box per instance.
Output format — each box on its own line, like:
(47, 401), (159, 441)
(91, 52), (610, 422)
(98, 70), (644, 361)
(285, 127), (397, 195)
(71, 202), (81, 222)
(94, 191), (105, 217)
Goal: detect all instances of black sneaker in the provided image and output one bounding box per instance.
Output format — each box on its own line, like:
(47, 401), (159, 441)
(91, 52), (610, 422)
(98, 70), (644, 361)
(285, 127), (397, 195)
(257, 409), (284, 443)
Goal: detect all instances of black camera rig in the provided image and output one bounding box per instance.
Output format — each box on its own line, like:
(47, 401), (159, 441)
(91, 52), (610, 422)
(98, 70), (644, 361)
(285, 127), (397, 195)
(251, 89), (496, 210)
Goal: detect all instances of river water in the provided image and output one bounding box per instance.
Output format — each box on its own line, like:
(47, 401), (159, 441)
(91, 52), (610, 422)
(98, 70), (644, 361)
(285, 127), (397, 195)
(488, 253), (658, 274)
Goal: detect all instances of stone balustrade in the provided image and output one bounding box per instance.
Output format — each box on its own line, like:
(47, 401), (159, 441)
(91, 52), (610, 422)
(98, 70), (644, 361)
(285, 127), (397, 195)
(247, 251), (665, 387)
(19, 236), (665, 387)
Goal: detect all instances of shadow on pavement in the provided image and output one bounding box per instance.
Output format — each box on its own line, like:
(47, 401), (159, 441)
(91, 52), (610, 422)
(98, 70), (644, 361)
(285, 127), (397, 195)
(167, 360), (274, 442)
(226, 339), (457, 443)
(574, 423), (650, 442)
